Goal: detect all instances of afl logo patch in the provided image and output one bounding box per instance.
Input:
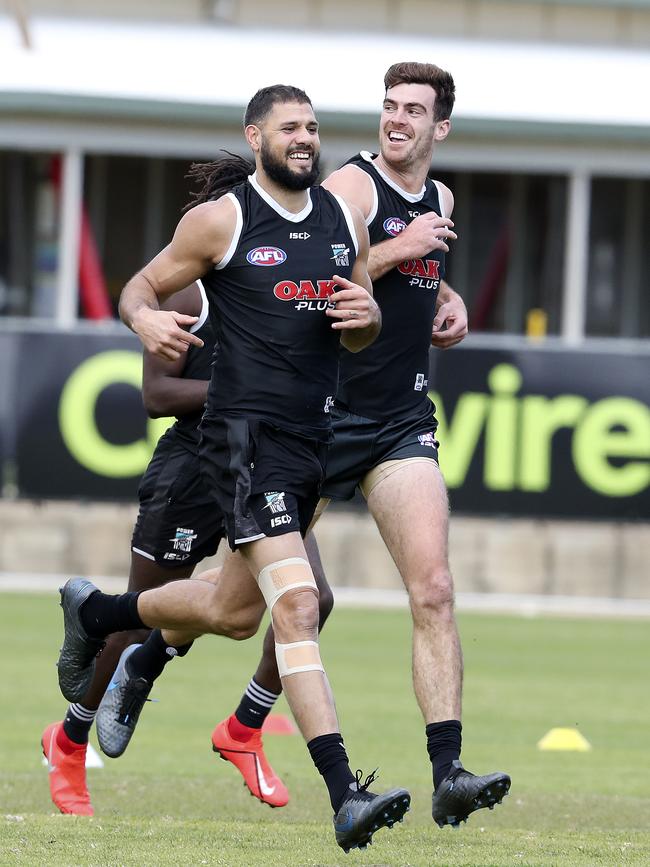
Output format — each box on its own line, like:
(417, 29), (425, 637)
(246, 246), (287, 266)
(383, 217), (407, 237)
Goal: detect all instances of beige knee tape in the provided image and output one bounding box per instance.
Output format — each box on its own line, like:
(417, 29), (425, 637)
(275, 640), (324, 678)
(360, 457), (438, 499)
(257, 557), (317, 612)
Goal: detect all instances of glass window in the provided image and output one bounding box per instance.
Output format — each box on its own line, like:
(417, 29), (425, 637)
(83, 155), (195, 317)
(433, 170), (567, 335)
(0, 151), (59, 317)
(587, 177), (649, 339)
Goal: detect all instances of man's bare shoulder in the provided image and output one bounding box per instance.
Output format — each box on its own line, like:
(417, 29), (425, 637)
(180, 196), (237, 232)
(175, 196), (238, 261)
(323, 164), (374, 217)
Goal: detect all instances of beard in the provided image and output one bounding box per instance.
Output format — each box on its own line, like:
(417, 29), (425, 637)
(260, 140), (321, 190)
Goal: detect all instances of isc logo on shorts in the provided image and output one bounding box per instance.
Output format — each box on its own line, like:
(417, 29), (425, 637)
(247, 246), (287, 266)
(271, 514), (292, 528)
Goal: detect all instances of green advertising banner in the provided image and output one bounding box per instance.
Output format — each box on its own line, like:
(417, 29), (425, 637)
(4, 330), (649, 518)
(428, 346), (649, 519)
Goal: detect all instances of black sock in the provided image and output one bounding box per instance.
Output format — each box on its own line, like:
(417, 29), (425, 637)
(63, 703), (97, 744)
(426, 719), (462, 789)
(127, 629), (193, 683)
(80, 590), (146, 638)
(234, 677), (280, 729)
(308, 733), (356, 812)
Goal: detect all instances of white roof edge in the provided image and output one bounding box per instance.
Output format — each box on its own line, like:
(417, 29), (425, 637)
(1, 16), (649, 129)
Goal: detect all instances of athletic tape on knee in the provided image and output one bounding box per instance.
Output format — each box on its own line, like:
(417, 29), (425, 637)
(257, 557), (317, 612)
(275, 640), (324, 678)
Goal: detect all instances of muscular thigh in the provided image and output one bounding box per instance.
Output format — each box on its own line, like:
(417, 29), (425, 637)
(195, 551), (266, 629)
(367, 460), (450, 588)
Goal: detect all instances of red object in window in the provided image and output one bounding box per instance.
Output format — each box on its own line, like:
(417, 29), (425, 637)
(78, 209), (112, 319)
(471, 226), (510, 331)
(50, 155), (113, 320)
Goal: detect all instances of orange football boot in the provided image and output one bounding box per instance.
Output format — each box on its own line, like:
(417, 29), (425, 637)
(41, 721), (93, 816)
(211, 717), (289, 808)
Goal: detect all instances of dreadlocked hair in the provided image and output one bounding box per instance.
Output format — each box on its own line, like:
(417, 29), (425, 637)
(183, 150), (254, 211)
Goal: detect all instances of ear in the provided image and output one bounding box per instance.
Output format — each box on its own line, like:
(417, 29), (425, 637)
(245, 124), (262, 152)
(433, 119), (451, 143)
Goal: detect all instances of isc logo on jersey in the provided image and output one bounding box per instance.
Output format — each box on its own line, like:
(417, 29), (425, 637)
(247, 246), (287, 266)
(383, 217), (407, 237)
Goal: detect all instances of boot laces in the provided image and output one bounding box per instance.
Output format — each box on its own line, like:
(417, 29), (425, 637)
(117, 678), (151, 725)
(354, 767), (379, 793)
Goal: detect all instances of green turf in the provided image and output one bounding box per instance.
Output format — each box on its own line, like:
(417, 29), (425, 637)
(1, 593), (649, 866)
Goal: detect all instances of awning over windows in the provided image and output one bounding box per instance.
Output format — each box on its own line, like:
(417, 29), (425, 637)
(1, 15), (649, 141)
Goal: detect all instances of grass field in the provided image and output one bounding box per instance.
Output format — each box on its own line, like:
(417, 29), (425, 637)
(1, 593), (649, 866)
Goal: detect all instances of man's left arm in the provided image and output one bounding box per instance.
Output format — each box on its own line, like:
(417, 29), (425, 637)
(431, 279), (468, 349)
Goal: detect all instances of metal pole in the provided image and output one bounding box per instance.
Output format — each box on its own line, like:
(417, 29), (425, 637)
(561, 170), (591, 343)
(56, 148), (84, 325)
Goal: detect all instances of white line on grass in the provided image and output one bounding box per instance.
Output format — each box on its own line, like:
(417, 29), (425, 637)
(2, 572), (650, 618)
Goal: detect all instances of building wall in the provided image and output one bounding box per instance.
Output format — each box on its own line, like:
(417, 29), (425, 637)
(17, 0), (650, 46)
(1, 499), (647, 599)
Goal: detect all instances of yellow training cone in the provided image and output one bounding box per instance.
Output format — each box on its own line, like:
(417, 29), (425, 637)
(537, 728), (592, 751)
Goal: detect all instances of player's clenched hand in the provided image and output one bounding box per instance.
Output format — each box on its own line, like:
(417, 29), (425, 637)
(132, 308), (204, 361)
(431, 295), (468, 349)
(399, 213), (457, 259)
(326, 275), (381, 330)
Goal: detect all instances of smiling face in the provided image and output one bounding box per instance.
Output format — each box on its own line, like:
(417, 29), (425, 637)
(247, 100), (321, 191)
(380, 82), (450, 171)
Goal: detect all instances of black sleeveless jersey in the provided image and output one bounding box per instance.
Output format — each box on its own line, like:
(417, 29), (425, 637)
(170, 280), (214, 451)
(201, 175), (358, 441)
(336, 151), (446, 421)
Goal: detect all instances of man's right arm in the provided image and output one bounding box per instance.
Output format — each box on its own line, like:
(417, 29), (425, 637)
(323, 165), (457, 281)
(119, 198), (235, 361)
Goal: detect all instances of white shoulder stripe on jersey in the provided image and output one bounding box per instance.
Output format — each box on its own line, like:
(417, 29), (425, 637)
(366, 176), (379, 227)
(332, 193), (359, 256)
(345, 154), (377, 226)
(432, 181), (447, 219)
(189, 279), (209, 333)
(214, 193), (243, 270)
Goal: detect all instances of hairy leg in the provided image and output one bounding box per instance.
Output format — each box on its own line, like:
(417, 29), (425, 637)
(367, 461), (462, 723)
(135, 551), (265, 638)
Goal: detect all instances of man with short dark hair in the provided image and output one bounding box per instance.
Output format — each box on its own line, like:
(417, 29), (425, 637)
(216, 62), (511, 829)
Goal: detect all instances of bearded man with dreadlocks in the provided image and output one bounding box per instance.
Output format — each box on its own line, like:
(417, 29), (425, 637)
(41, 223), (331, 817)
(50, 84), (416, 853)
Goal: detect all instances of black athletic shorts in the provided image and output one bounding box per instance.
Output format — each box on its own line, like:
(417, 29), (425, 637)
(131, 429), (225, 567)
(199, 414), (327, 549)
(321, 401), (439, 501)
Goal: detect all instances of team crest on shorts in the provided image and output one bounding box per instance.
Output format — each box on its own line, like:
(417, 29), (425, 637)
(414, 373), (428, 391)
(262, 492), (287, 514)
(418, 432), (438, 449)
(169, 527), (197, 553)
